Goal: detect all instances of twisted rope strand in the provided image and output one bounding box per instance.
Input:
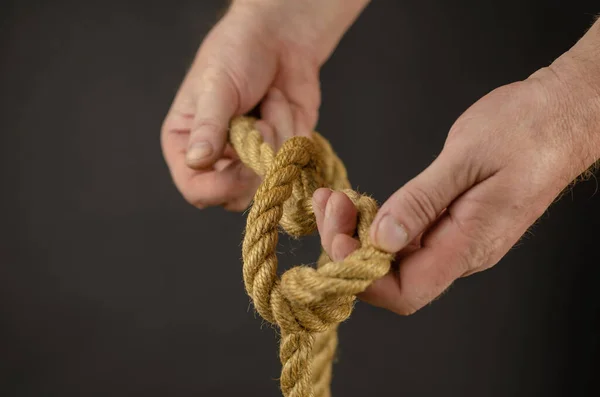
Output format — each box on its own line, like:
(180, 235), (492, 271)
(229, 116), (394, 397)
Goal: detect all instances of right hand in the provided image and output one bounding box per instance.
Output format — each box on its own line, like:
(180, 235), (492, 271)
(161, 1), (324, 211)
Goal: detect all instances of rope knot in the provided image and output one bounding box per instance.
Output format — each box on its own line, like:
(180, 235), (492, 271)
(229, 117), (394, 397)
(276, 190), (394, 335)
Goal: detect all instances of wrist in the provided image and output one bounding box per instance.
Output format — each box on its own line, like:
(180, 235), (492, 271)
(231, 0), (370, 64)
(555, 20), (600, 166)
(527, 20), (600, 180)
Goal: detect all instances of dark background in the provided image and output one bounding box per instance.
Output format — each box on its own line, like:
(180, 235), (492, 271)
(1, 1), (599, 396)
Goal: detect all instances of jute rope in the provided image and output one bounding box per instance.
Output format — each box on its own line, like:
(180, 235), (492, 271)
(229, 116), (394, 397)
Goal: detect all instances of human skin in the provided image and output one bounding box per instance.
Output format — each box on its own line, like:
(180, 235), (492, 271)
(313, 19), (600, 315)
(161, 1), (600, 315)
(161, 0), (369, 210)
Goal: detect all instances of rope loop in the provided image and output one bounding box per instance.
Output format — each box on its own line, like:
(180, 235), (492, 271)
(229, 116), (394, 397)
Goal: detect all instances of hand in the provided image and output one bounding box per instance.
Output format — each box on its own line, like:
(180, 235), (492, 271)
(161, 0), (369, 211)
(313, 22), (600, 315)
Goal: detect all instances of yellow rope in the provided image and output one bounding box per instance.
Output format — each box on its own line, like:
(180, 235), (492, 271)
(229, 116), (394, 397)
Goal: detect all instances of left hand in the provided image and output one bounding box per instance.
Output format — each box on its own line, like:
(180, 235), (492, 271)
(313, 24), (600, 315)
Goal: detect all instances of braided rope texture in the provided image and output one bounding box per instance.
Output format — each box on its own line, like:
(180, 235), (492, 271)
(229, 116), (394, 397)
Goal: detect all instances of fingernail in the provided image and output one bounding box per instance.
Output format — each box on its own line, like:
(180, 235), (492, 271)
(186, 141), (212, 163)
(373, 214), (408, 253)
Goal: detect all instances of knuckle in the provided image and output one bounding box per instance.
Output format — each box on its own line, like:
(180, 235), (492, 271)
(447, 121), (465, 141)
(394, 304), (417, 317)
(449, 211), (497, 271)
(393, 299), (422, 317)
(181, 189), (207, 209)
(176, 179), (209, 210)
(396, 185), (440, 229)
(196, 63), (244, 108)
(191, 118), (223, 136)
(391, 286), (429, 317)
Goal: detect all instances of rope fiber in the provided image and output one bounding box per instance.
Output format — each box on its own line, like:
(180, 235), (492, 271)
(229, 116), (394, 397)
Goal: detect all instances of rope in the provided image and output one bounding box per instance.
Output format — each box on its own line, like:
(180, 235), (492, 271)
(229, 116), (394, 397)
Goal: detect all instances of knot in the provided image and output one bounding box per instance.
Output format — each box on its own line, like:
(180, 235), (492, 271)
(277, 245), (393, 327)
(229, 116), (393, 397)
(230, 116), (351, 237)
(276, 191), (393, 333)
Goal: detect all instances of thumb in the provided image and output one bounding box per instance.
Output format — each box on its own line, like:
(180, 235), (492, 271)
(185, 67), (240, 169)
(370, 152), (474, 253)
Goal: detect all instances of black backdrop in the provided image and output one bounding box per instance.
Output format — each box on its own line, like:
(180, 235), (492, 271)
(1, 1), (599, 396)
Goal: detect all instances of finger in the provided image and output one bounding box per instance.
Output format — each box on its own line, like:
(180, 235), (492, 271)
(313, 189), (358, 258)
(163, 113), (260, 211)
(362, 171), (548, 315)
(254, 119), (278, 149)
(356, 244), (417, 309)
(360, 210), (472, 315)
(271, 50), (320, 137)
(369, 150), (479, 254)
(161, 106), (193, 169)
(186, 66), (240, 169)
(314, 190), (361, 262)
(313, 188), (333, 235)
(331, 233), (360, 262)
(260, 88), (295, 147)
(321, 191), (358, 256)
(360, 213), (478, 316)
(173, 165), (252, 209)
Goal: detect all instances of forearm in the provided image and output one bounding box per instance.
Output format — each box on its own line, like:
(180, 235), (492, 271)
(558, 18), (600, 83)
(231, 0), (370, 64)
